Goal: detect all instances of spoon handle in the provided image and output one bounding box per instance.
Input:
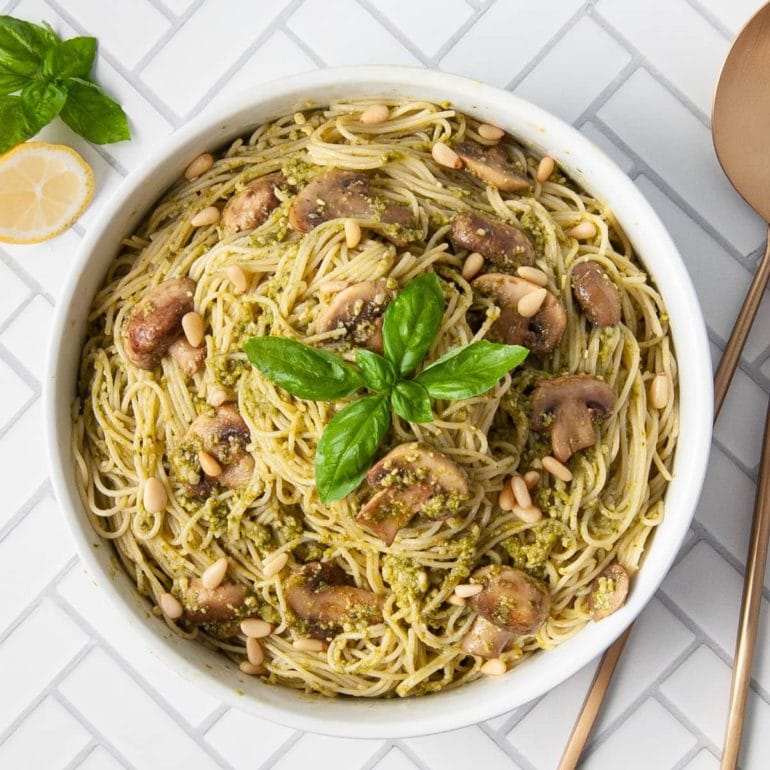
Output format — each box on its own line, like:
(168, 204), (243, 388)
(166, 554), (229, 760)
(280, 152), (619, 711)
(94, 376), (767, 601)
(558, 229), (770, 770)
(714, 231), (770, 418)
(721, 396), (770, 769)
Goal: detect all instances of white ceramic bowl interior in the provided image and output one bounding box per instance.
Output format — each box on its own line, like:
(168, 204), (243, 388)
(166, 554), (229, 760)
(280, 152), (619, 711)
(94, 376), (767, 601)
(45, 66), (713, 739)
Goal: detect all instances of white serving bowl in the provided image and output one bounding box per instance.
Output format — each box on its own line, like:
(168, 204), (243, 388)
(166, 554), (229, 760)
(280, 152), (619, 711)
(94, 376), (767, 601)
(45, 66), (713, 739)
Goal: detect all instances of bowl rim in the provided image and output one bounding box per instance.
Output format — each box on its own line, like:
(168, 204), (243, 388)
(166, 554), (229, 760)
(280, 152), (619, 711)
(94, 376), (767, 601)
(44, 65), (713, 738)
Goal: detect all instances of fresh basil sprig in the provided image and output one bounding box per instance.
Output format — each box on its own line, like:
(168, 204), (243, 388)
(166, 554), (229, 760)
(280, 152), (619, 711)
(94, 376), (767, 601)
(0, 15), (130, 154)
(245, 273), (528, 503)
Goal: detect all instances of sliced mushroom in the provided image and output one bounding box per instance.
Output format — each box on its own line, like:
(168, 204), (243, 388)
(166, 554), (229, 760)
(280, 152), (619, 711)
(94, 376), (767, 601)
(175, 405), (255, 494)
(450, 211), (536, 270)
(467, 565), (550, 635)
(315, 280), (394, 354)
(357, 442), (469, 545)
(221, 172), (285, 232)
(461, 615), (516, 659)
(288, 169), (414, 245)
(473, 272), (566, 355)
(182, 578), (254, 623)
(455, 141), (530, 192)
(125, 278), (196, 370)
(168, 337), (205, 376)
(571, 262), (621, 327)
(285, 561), (384, 640)
(530, 375), (616, 462)
(589, 563), (629, 621)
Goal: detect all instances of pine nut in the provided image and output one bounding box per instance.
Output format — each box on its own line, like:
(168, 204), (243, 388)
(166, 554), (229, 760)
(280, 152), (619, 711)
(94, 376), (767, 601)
(432, 142), (462, 169)
(263, 551), (289, 578)
(191, 206), (220, 227)
(481, 658), (507, 676)
(198, 450), (222, 478)
(143, 477), (167, 513)
(542, 455), (573, 482)
(455, 583), (483, 598)
(246, 637), (264, 666)
(182, 311), (204, 348)
(462, 252), (485, 280)
(649, 373), (669, 409)
(293, 638), (325, 652)
(201, 556), (228, 590)
(447, 594), (466, 606)
(511, 476), (532, 508)
(293, 111), (307, 125)
(344, 218), (362, 249)
(517, 266), (548, 286)
(360, 103), (389, 124)
(478, 123), (505, 141)
(159, 592), (183, 619)
(239, 660), (264, 676)
(499, 484), (515, 511)
(536, 156), (555, 183)
(226, 264), (248, 294)
(185, 152), (213, 180)
(567, 221), (597, 240)
(513, 505), (543, 524)
(207, 388), (229, 407)
(241, 618), (273, 638)
(523, 470), (540, 490)
(517, 287), (547, 318)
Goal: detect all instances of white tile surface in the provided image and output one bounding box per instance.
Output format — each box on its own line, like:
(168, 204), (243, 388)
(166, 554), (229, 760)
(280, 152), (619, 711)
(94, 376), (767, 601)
(0, 696), (91, 770)
(58, 648), (221, 770)
(595, 0), (729, 114)
(287, 0), (420, 67)
(3, 1), (770, 768)
(598, 68), (766, 255)
(515, 17), (631, 124)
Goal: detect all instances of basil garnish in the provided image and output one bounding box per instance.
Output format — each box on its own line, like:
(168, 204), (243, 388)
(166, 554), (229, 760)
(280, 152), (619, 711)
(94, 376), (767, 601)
(315, 395), (391, 503)
(244, 337), (364, 400)
(245, 273), (529, 503)
(0, 15), (130, 154)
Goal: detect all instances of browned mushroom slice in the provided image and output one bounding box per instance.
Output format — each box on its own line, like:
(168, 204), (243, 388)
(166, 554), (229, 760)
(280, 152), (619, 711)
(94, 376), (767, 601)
(461, 615), (515, 659)
(221, 172), (285, 232)
(288, 169), (414, 244)
(315, 280), (394, 354)
(285, 561), (384, 640)
(473, 273), (566, 355)
(357, 442), (469, 543)
(467, 565), (550, 635)
(530, 375), (616, 462)
(571, 262), (621, 327)
(168, 337), (205, 376)
(450, 211), (536, 270)
(455, 141), (530, 192)
(356, 483), (433, 546)
(182, 578), (254, 623)
(176, 405), (255, 493)
(125, 277), (196, 370)
(589, 563), (629, 621)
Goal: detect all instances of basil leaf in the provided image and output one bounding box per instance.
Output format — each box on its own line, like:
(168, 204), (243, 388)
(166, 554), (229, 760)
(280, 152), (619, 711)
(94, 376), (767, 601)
(43, 36), (96, 79)
(0, 61), (32, 94)
(245, 336), (364, 401)
(20, 80), (66, 134)
(0, 94), (33, 153)
(315, 394), (391, 503)
(355, 349), (396, 393)
(391, 380), (433, 423)
(415, 340), (529, 399)
(382, 272), (444, 376)
(60, 77), (130, 144)
(0, 16), (57, 74)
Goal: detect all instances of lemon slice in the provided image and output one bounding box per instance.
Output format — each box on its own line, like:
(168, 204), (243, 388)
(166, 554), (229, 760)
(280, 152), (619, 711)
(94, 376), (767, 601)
(0, 142), (94, 244)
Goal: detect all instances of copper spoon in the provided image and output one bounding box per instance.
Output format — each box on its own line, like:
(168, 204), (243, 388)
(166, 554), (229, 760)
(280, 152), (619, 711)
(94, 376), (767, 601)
(559, 4), (770, 767)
